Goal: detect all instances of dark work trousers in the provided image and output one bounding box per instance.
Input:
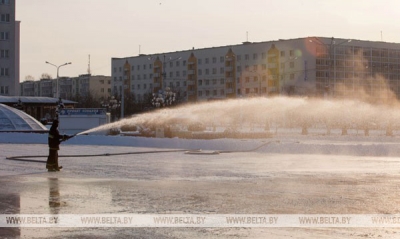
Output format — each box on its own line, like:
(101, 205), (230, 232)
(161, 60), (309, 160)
(46, 149), (59, 169)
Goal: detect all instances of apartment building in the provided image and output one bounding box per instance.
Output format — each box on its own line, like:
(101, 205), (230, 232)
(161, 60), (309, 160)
(0, 0), (19, 96)
(111, 37), (400, 103)
(20, 74), (112, 101)
(71, 74), (112, 100)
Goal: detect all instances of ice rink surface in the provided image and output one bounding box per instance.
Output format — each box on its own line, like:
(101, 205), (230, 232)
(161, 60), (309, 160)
(2, 133), (400, 238)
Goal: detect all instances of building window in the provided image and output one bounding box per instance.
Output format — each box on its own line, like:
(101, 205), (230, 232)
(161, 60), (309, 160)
(290, 50), (294, 57)
(183, 60), (186, 66)
(143, 64), (146, 70)
(0, 14), (10, 22)
(205, 58), (209, 64)
(198, 59), (202, 65)
(245, 54), (249, 60)
(237, 55), (241, 61)
(0, 49), (9, 58)
(0, 67), (9, 76)
(198, 91), (203, 97)
(220, 78), (224, 84)
(290, 62), (295, 68)
(220, 56), (224, 63)
(262, 75), (267, 81)
(212, 57), (217, 63)
(281, 51), (285, 57)
(176, 61), (180, 67)
(205, 80), (210, 85)
(253, 53), (258, 60)
(198, 69), (202, 75)
(199, 80), (203, 86)
(262, 52), (266, 59)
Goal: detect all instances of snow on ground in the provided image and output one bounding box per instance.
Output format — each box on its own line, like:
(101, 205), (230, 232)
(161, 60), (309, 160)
(2, 132), (400, 238)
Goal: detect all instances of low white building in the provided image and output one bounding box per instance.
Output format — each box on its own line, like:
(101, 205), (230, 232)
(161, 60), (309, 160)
(20, 74), (112, 101)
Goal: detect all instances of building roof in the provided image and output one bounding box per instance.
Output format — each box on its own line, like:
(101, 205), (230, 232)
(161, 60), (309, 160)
(0, 103), (48, 132)
(0, 96), (76, 104)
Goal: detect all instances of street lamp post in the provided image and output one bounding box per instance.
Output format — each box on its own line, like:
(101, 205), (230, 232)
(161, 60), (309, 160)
(45, 61), (72, 99)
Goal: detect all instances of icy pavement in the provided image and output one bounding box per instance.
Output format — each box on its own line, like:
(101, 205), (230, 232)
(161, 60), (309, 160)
(2, 134), (400, 238)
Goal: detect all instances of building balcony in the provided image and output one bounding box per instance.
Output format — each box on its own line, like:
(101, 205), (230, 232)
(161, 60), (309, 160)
(225, 77), (234, 83)
(225, 88), (234, 94)
(187, 80), (195, 85)
(268, 63), (277, 68)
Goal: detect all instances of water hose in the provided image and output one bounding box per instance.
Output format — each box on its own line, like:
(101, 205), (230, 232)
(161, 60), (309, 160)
(5, 140), (280, 163)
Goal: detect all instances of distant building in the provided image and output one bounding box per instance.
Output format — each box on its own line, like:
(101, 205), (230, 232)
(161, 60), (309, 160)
(71, 74), (112, 100)
(112, 37), (400, 103)
(0, 0), (20, 96)
(20, 74), (112, 101)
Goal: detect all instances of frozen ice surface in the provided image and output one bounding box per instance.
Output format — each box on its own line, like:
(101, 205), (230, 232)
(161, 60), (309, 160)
(2, 133), (400, 238)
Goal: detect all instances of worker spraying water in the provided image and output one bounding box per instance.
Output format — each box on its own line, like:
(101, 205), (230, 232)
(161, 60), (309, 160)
(46, 119), (74, 172)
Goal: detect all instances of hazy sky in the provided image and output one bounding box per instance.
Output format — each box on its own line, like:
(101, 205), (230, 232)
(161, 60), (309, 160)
(17, 0), (400, 81)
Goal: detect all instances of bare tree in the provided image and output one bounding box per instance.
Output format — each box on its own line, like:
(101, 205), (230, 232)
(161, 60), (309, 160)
(24, 75), (35, 81)
(41, 73), (52, 80)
